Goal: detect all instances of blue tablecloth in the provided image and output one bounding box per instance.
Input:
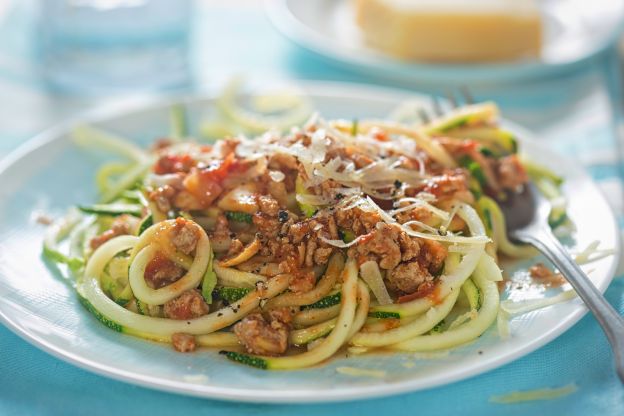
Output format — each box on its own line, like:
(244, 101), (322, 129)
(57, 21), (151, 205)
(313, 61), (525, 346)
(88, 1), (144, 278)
(0, 2), (623, 415)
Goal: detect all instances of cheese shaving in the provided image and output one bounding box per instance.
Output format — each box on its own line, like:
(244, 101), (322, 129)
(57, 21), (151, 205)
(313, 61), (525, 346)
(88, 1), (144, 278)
(336, 367), (387, 379)
(490, 383), (578, 404)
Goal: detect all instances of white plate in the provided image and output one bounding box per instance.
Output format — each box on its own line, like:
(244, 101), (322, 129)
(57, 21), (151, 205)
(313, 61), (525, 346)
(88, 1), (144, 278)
(0, 82), (619, 403)
(265, 0), (624, 83)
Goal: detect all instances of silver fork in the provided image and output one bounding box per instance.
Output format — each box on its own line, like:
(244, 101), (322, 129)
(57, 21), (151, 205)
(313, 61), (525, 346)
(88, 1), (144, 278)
(426, 91), (624, 382)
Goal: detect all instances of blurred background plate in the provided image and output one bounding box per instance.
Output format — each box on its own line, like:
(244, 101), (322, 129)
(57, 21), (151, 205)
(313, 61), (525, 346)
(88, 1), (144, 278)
(0, 82), (619, 403)
(265, 0), (624, 84)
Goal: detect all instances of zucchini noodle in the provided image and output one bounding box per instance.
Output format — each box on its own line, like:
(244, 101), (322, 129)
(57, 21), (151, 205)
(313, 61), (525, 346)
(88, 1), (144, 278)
(72, 125), (148, 163)
(293, 305), (341, 327)
(350, 287), (460, 347)
(237, 258), (359, 370)
(96, 162), (132, 194)
(83, 262), (291, 337)
(129, 239), (210, 305)
(289, 281), (370, 346)
(42, 91), (584, 371)
(392, 255), (501, 351)
(478, 196), (535, 258)
(266, 253), (344, 308)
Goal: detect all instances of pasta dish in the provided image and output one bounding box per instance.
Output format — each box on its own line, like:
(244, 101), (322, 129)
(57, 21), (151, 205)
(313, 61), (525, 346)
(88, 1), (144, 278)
(43, 92), (570, 370)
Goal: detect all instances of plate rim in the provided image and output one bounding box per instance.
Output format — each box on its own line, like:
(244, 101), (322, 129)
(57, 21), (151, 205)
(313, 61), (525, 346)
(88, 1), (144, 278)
(264, 0), (624, 83)
(0, 81), (620, 403)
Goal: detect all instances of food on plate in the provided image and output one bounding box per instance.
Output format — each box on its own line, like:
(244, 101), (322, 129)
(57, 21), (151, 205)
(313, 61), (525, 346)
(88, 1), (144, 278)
(354, 0), (542, 62)
(44, 88), (571, 370)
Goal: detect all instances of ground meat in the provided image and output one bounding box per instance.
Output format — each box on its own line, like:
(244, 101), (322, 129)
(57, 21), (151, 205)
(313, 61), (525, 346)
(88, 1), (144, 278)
(154, 153), (195, 175)
(497, 155), (529, 191)
(386, 261), (432, 294)
(529, 263), (552, 279)
(163, 289), (209, 320)
(313, 247), (333, 265)
(258, 194), (280, 217)
(234, 309), (292, 356)
(304, 239), (318, 267)
(149, 185), (177, 213)
(170, 217), (199, 255)
(255, 210), (336, 278)
(287, 269), (316, 293)
(171, 333), (196, 353)
(395, 204), (434, 226)
(89, 214), (140, 250)
(399, 280), (437, 302)
(348, 223), (402, 269)
(287, 220), (312, 244)
(529, 262), (566, 287)
(144, 253), (186, 289)
(419, 239), (448, 274)
(334, 207), (381, 235)
(253, 213), (282, 239)
(398, 232), (421, 262)
(421, 169), (473, 203)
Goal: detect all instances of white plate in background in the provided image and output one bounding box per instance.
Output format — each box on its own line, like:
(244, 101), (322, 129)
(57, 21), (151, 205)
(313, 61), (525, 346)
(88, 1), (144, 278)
(265, 0), (624, 84)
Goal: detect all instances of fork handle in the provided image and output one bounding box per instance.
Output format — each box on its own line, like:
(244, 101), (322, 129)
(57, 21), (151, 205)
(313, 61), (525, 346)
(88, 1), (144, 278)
(515, 227), (624, 382)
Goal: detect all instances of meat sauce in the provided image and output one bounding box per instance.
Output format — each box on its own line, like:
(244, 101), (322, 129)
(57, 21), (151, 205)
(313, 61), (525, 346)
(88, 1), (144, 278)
(92, 123), (528, 356)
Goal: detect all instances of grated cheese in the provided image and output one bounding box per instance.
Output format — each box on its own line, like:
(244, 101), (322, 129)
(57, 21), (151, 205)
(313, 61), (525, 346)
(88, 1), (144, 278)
(336, 366), (387, 378)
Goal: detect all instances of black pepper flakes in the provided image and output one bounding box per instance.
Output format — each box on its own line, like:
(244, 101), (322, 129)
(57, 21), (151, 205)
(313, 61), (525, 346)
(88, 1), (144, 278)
(278, 210), (289, 223)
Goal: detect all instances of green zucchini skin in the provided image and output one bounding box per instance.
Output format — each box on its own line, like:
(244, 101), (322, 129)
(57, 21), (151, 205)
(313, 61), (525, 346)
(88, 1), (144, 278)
(368, 311), (401, 319)
(78, 295), (124, 333)
(79, 203), (142, 217)
(137, 214), (153, 235)
(214, 287), (251, 304)
(462, 278), (482, 310)
(219, 351), (268, 369)
(224, 211), (253, 224)
(303, 292), (341, 310)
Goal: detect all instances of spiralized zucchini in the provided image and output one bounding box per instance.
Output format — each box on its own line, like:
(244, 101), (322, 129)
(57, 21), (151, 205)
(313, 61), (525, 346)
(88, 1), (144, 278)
(129, 222), (211, 305)
(41, 88), (587, 372)
(392, 257), (501, 352)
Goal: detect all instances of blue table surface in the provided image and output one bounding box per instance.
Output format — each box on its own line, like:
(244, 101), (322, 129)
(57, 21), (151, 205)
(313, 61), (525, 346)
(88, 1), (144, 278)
(0, 2), (623, 415)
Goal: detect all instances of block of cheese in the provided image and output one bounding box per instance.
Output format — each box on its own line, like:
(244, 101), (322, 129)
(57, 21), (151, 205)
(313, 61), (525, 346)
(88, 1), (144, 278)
(354, 0), (542, 63)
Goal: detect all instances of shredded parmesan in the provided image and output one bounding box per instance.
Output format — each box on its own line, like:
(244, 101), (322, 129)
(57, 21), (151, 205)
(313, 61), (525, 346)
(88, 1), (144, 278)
(490, 383), (578, 404)
(336, 367), (387, 378)
(182, 374), (210, 383)
(320, 234), (369, 248)
(574, 240), (615, 265)
(501, 290), (577, 316)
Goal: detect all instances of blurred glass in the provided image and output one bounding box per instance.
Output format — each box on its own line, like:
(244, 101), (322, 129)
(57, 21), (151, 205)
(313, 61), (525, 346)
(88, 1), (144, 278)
(38, 0), (192, 95)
